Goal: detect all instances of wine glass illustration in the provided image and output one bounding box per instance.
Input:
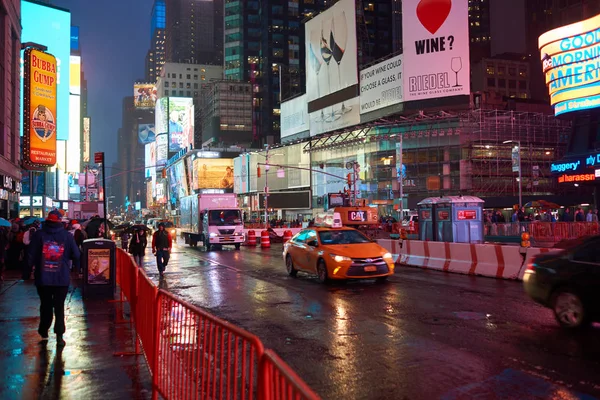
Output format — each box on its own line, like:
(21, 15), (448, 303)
(331, 11), (351, 116)
(451, 57), (463, 87)
(309, 29), (324, 122)
(320, 19), (335, 122)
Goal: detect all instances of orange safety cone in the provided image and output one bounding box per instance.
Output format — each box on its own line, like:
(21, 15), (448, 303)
(260, 230), (270, 248)
(282, 230), (292, 242)
(246, 230), (257, 246)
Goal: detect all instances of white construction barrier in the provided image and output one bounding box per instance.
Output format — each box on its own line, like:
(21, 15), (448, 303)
(377, 239), (530, 280)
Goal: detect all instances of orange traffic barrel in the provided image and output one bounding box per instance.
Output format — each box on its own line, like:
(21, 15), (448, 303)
(260, 230), (270, 248)
(246, 230), (257, 246)
(282, 230), (292, 242)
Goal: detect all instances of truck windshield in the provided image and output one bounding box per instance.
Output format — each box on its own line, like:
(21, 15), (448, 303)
(208, 210), (242, 226)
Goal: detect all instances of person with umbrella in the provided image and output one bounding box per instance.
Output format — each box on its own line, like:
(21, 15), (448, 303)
(129, 226), (147, 267)
(22, 220), (41, 280)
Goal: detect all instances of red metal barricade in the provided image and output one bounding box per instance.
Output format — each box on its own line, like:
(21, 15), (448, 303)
(136, 269), (159, 373)
(153, 290), (265, 400)
(259, 350), (321, 400)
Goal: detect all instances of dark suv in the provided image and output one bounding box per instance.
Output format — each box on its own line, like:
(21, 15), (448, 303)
(523, 235), (600, 329)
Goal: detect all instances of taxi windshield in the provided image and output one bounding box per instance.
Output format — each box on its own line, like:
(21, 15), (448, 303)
(318, 230), (371, 245)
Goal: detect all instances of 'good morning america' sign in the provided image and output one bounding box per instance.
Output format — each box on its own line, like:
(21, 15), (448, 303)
(539, 13), (600, 116)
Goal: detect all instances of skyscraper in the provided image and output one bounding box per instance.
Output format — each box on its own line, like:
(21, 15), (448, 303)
(165, 0), (223, 65)
(145, 0), (166, 83)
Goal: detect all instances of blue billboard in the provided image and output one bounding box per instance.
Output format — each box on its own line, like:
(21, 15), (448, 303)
(21, 1), (71, 141)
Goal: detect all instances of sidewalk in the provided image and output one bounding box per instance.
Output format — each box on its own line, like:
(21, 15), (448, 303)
(0, 271), (152, 400)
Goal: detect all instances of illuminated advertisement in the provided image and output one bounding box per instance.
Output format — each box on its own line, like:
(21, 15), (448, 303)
(145, 142), (156, 179)
(87, 248), (110, 285)
(146, 181), (153, 207)
(155, 97), (168, 135)
(359, 54), (403, 114)
(83, 117), (90, 163)
(305, 0), (359, 136)
(168, 160), (188, 206)
(539, 13), (600, 116)
(280, 94), (309, 140)
(168, 97), (194, 152)
(21, 1), (71, 141)
(192, 158), (234, 190)
(156, 133), (168, 167)
(134, 83), (158, 109)
(70, 55), (81, 95)
(156, 178), (167, 204)
(402, 0), (470, 101)
(23, 49), (58, 167)
(138, 123), (156, 144)
(67, 94), (81, 172)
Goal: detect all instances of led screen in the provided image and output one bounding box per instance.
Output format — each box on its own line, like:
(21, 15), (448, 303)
(21, 1), (71, 141)
(168, 97), (194, 153)
(192, 158), (234, 190)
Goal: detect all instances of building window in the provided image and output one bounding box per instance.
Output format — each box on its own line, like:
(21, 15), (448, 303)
(194, 91), (198, 97)
(187, 91), (191, 97)
(498, 78), (506, 88)
(172, 89), (177, 96)
(179, 82), (183, 88)
(164, 82), (169, 88)
(164, 90), (168, 96)
(508, 80), (516, 89)
(487, 77), (495, 87)
(508, 67), (516, 76)
(186, 82), (191, 89)
(486, 64), (494, 75)
(519, 68), (527, 78)
(194, 83), (198, 89)
(518, 80), (527, 90)
(497, 66), (505, 76)
(194, 68), (198, 71)
(194, 75), (198, 79)
(179, 74), (182, 79)
(179, 90), (183, 96)
(186, 74), (191, 79)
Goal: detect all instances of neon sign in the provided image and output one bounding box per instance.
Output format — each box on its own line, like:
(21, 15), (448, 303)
(550, 160), (581, 172)
(539, 13), (600, 116)
(558, 173), (595, 183)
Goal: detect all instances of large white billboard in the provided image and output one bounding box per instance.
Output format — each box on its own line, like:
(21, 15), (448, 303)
(167, 97), (194, 153)
(402, 0), (470, 101)
(145, 142), (156, 179)
(359, 54), (403, 114)
(305, 0), (358, 104)
(309, 97), (360, 136)
(156, 133), (168, 167)
(280, 94), (309, 140)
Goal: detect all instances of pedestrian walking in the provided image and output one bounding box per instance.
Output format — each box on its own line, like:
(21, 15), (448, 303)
(151, 223), (172, 276)
(28, 210), (80, 346)
(120, 232), (130, 250)
(21, 222), (40, 280)
(129, 228), (147, 267)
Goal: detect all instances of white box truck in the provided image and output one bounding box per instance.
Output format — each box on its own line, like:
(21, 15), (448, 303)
(180, 193), (245, 251)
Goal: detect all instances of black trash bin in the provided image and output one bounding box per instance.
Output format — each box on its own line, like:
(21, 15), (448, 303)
(81, 238), (116, 299)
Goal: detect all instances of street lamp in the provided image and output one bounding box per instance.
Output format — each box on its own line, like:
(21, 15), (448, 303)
(503, 140), (522, 207)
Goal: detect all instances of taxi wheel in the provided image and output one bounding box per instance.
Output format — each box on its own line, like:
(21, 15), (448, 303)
(285, 255), (298, 277)
(317, 260), (330, 284)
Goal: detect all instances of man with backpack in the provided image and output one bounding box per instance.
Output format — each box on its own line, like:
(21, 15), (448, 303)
(28, 210), (80, 347)
(152, 223), (172, 276)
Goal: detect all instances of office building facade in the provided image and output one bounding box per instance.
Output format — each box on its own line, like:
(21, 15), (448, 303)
(145, 0), (166, 83)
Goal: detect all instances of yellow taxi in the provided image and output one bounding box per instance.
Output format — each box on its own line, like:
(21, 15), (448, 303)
(283, 213), (395, 283)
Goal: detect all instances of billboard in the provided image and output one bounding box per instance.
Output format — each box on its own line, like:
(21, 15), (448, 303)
(145, 142), (156, 179)
(280, 94), (309, 139)
(168, 160), (189, 206)
(305, 0), (358, 104)
(138, 123), (156, 144)
(83, 117), (90, 163)
(70, 55), (81, 95)
(23, 49), (58, 167)
(67, 94), (81, 172)
(168, 97), (194, 152)
(402, 0), (470, 101)
(192, 158), (234, 190)
(156, 133), (168, 167)
(539, 13), (600, 116)
(21, 1), (71, 141)
(155, 97), (168, 135)
(309, 97), (360, 136)
(134, 83), (158, 109)
(359, 54), (404, 114)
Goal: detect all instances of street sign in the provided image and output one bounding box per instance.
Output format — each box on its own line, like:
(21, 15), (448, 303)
(94, 152), (104, 164)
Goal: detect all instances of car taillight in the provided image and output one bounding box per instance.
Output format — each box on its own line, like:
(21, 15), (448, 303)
(525, 262), (536, 272)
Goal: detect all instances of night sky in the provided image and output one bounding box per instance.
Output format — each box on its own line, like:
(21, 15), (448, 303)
(51, 0), (152, 166)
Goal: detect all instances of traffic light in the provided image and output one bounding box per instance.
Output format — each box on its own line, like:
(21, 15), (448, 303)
(346, 173), (352, 188)
(257, 166), (261, 178)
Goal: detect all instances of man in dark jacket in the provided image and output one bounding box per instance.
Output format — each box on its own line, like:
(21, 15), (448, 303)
(152, 223), (172, 276)
(28, 210), (80, 346)
(129, 227), (147, 267)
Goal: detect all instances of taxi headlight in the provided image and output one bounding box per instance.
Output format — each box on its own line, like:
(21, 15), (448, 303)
(330, 254), (352, 263)
(382, 252), (393, 260)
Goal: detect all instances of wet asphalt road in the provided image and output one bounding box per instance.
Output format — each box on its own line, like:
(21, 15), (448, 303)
(141, 242), (600, 400)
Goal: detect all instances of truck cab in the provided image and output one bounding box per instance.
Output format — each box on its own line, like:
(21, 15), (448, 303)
(201, 209), (245, 251)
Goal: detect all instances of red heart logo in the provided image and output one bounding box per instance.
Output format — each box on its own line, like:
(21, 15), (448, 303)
(416, 0), (452, 35)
